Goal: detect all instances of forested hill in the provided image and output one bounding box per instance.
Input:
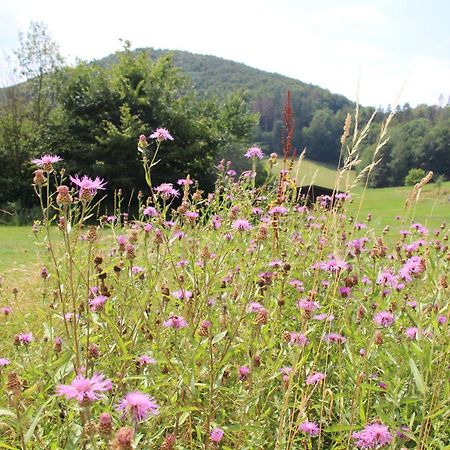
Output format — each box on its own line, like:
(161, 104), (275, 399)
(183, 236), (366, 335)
(97, 48), (354, 162)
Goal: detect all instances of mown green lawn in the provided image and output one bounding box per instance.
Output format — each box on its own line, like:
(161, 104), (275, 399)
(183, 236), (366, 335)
(0, 226), (42, 273)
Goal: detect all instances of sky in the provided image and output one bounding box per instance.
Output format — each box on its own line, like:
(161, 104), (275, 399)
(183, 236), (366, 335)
(0, 0), (449, 107)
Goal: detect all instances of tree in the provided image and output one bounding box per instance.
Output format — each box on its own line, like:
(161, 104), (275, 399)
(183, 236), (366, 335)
(14, 21), (65, 127)
(302, 108), (342, 164)
(44, 44), (258, 200)
(405, 168), (426, 186)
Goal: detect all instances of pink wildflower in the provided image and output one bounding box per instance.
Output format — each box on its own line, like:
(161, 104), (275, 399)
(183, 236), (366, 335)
(70, 175), (106, 200)
(31, 154), (62, 169)
(0, 358), (10, 367)
(231, 219), (252, 231)
(323, 333), (346, 344)
(268, 206), (288, 215)
(171, 289), (193, 300)
(210, 427), (224, 443)
(352, 422), (393, 448)
(143, 206), (159, 217)
(177, 178), (194, 186)
(149, 127), (174, 141)
(306, 372), (326, 385)
(244, 146), (264, 159)
(299, 420), (319, 437)
(89, 295), (108, 312)
(289, 332), (309, 346)
(138, 355), (156, 366)
(297, 299), (320, 311)
(1, 306), (12, 315)
(155, 183), (180, 199)
(405, 327), (418, 339)
(57, 372), (112, 405)
(373, 311), (394, 327)
(117, 391), (159, 422)
(15, 333), (33, 345)
(163, 315), (188, 329)
(238, 366), (251, 380)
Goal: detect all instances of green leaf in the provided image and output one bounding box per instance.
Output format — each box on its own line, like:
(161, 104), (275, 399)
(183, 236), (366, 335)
(409, 358), (426, 395)
(325, 424), (355, 432)
(0, 443), (20, 450)
(24, 398), (54, 443)
(212, 330), (227, 344)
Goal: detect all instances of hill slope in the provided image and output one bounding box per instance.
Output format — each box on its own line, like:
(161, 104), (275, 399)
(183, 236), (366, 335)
(97, 48), (354, 159)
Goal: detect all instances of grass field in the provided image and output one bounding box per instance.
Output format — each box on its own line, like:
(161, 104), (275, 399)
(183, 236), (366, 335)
(271, 158), (356, 189)
(0, 226), (42, 273)
(0, 181), (448, 273)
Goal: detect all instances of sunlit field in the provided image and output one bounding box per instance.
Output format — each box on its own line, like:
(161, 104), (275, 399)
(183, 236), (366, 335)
(0, 134), (448, 449)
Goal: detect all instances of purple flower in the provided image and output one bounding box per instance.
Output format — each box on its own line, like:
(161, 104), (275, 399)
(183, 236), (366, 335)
(117, 391), (159, 422)
(138, 355), (156, 366)
(299, 420), (319, 437)
(405, 327), (418, 339)
(245, 146), (264, 159)
(15, 333), (33, 345)
(247, 302), (264, 312)
(306, 372), (326, 385)
(70, 175), (106, 200)
(0, 358), (10, 367)
(399, 256), (425, 282)
(297, 299), (320, 311)
(238, 366), (251, 380)
(149, 127), (174, 141)
(210, 427), (224, 443)
(323, 333), (346, 344)
(163, 315), (187, 329)
(1, 306), (12, 315)
(57, 372), (112, 405)
(352, 422), (393, 448)
(31, 154), (62, 169)
(289, 332), (309, 346)
(268, 206), (288, 215)
(231, 219), (252, 231)
(155, 183), (180, 199)
(373, 311), (394, 327)
(211, 215), (222, 229)
(438, 315), (447, 325)
(89, 295), (108, 312)
(143, 206), (159, 217)
(177, 178), (194, 186)
(171, 289), (193, 300)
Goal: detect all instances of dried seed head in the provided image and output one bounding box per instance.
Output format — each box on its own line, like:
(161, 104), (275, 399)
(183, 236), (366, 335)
(33, 169), (46, 185)
(374, 330), (383, 345)
(110, 427), (134, 450)
(87, 226), (98, 242)
(56, 185), (72, 205)
(98, 412), (113, 436)
(7, 371), (22, 393)
(160, 434), (176, 450)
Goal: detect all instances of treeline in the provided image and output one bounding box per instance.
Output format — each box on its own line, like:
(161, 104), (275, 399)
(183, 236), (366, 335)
(0, 25), (258, 219)
(359, 104), (450, 187)
(102, 48), (450, 185)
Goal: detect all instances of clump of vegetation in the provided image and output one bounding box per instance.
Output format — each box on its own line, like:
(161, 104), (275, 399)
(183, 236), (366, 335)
(405, 168), (427, 186)
(0, 104), (448, 449)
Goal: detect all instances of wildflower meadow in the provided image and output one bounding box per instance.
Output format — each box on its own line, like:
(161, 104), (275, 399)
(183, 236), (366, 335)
(0, 113), (449, 449)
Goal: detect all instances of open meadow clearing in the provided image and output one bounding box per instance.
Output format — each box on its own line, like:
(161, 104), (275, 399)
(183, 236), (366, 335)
(0, 143), (448, 449)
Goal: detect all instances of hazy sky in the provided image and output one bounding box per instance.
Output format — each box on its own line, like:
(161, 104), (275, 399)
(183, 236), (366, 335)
(1, 0), (449, 107)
